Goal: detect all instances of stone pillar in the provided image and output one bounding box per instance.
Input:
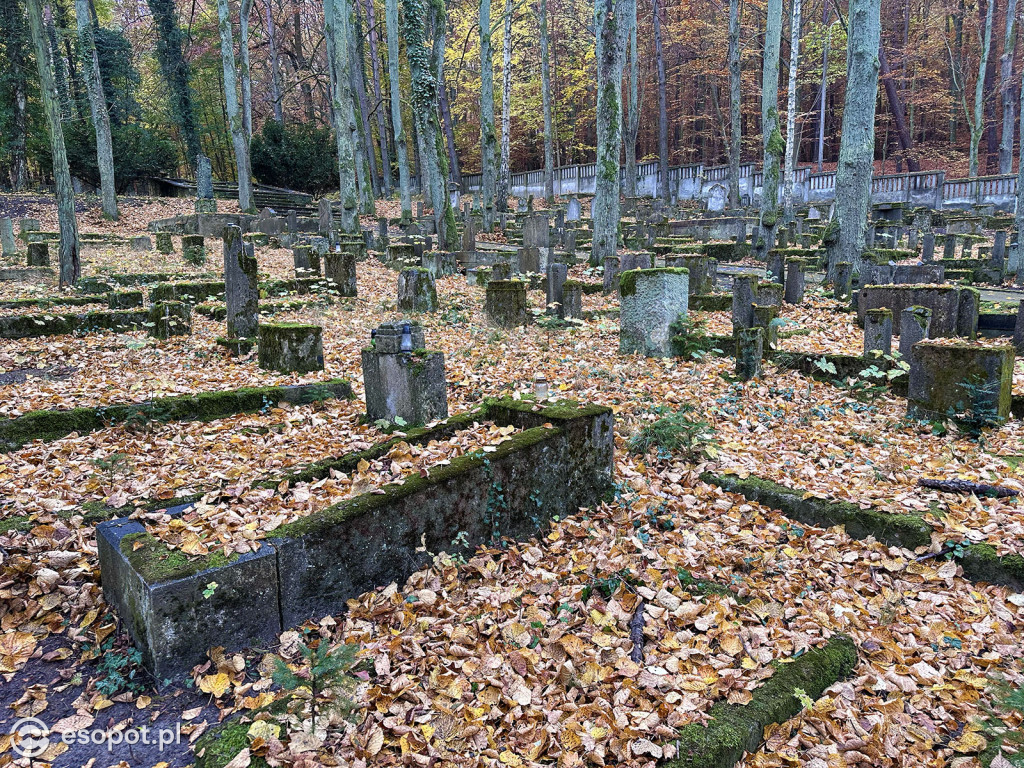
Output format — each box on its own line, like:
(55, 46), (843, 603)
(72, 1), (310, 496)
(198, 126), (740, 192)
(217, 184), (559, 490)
(834, 262), (853, 301)
(397, 267), (438, 312)
(1014, 300), (1024, 354)
(462, 219), (477, 251)
(562, 281), (583, 321)
(752, 305), (779, 352)
(0, 218), (16, 256)
(907, 341), (1013, 424)
(293, 245), (320, 277)
(485, 280), (529, 327)
(182, 235), (206, 265)
(224, 225), (259, 339)
(321, 250), (357, 298)
(956, 286), (979, 339)
(707, 258), (718, 288)
(992, 230), (1008, 271)
(195, 156), (217, 213)
(546, 262), (568, 315)
(148, 301), (192, 339)
(731, 275), (757, 332)
(377, 217), (389, 249)
(756, 282), (784, 308)
(735, 328), (763, 381)
(319, 198), (333, 234)
(26, 242), (49, 267)
(258, 324), (324, 373)
(287, 210), (298, 234)
(766, 249), (785, 285)
(921, 233), (935, 262)
(155, 232), (174, 254)
(603, 256), (621, 294)
(864, 308), (893, 358)
(777, 228), (789, 248)
(362, 321), (448, 425)
(907, 228), (919, 252)
(942, 235), (956, 261)
(618, 268), (690, 357)
(130, 236), (152, 252)
(898, 305), (931, 361)
(784, 259), (806, 304)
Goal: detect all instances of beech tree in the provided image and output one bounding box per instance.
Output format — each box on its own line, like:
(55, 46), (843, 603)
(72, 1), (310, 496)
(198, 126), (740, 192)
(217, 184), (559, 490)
(727, 0), (741, 207)
(540, 0), (554, 201)
(757, 0), (784, 258)
(217, 0), (254, 212)
(480, 0), (498, 228)
(324, 0), (360, 233)
(147, 0), (201, 167)
(75, 0), (117, 220)
(386, 0), (413, 222)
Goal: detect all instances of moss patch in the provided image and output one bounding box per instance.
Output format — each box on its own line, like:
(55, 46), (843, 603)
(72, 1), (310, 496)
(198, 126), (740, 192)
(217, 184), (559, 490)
(194, 719), (270, 768)
(120, 532), (239, 584)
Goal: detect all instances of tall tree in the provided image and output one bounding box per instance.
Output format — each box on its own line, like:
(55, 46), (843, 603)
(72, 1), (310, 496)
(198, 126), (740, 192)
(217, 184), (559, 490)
(363, 0), (393, 194)
(781, 0), (801, 222)
(386, 0), (412, 222)
(324, 0), (360, 233)
(147, 0), (202, 166)
(264, 0), (284, 124)
(403, 0), (457, 248)
(757, 0), (784, 257)
(878, 43), (920, 171)
(966, 0), (995, 178)
(26, 0), (80, 286)
(497, 0), (513, 212)
(75, 0), (117, 219)
(653, 0), (669, 204)
(217, 0), (254, 211)
(540, 0), (554, 200)
(350, 0), (380, 206)
(1014, 73), (1024, 269)
(829, 0), (881, 278)
(727, 0), (742, 206)
(623, 0), (640, 198)
(480, 0), (498, 228)
(440, 70), (462, 186)
(999, 0), (1018, 174)
(0, 1), (30, 190)
(815, 4), (831, 171)
(239, 0), (254, 139)
(591, 0), (634, 264)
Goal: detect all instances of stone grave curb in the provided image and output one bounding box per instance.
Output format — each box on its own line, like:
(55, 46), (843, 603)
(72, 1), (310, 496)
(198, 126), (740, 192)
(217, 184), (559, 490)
(0, 379), (353, 453)
(0, 294), (107, 310)
(96, 398), (614, 678)
(0, 308), (150, 340)
(704, 473), (1024, 590)
(661, 635), (858, 768)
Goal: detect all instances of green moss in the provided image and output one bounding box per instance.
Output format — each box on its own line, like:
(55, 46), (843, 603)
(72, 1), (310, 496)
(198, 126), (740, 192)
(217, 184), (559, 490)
(662, 636), (858, 768)
(0, 515), (34, 534)
(958, 544), (1024, 590)
(120, 532), (239, 584)
(194, 720), (270, 768)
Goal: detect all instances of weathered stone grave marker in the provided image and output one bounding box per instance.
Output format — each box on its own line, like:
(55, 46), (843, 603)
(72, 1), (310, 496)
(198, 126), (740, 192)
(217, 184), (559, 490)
(362, 321), (448, 425)
(618, 268), (689, 357)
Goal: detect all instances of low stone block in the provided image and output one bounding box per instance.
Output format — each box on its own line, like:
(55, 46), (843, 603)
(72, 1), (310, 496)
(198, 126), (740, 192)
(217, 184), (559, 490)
(325, 251), (357, 297)
(619, 268), (690, 357)
(397, 267), (437, 312)
(130, 236), (152, 252)
(258, 323), (324, 373)
(26, 242), (49, 267)
(155, 232), (174, 254)
(907, 341), (1013, 424)
(148, 301), (192, 339)
(106, 290), (144, 310)
(485, 280), (529, 327)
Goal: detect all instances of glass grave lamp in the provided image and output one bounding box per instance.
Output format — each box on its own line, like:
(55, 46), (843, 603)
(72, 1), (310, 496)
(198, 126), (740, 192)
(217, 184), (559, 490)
(400, 323), (414, 352)
(533, 374), (549, 400)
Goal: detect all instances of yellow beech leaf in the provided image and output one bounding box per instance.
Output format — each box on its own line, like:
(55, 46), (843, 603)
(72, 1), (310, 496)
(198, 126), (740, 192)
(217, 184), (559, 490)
(199, 672), (231, 698)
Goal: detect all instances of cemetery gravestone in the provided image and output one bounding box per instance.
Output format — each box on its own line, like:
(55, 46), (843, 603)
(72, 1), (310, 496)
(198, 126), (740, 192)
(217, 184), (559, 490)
(148, 301), (192, 339)
(362, 321), (449, 425)
(735, 328), (763, 380)
(130, 236), (152, 252)
(618, 268), (690, 357)
(1, 218), (16, 256)
(567, 197), (582, 221)
(397, 267), (438, 312)
(258, 324), (324, 373)
(325, 250), (358, 297)
(485, 280), (529, 327)
(907, 341), (1013, 424)
(731, 275), (757, 332)
(546, 263), (568, 315)
(603, 256), (621, 294)
(864, 308), (893, 357)
(834, 262), (853, 301)
(898, 305), (931, 361)
(784, 259), (806, 304)
(561, 281), (583, 321)
(26, 242), (49, 267)
(223, 225), (259, 340)
(156, 233), (174, 254)
(195, 156), (217, 213)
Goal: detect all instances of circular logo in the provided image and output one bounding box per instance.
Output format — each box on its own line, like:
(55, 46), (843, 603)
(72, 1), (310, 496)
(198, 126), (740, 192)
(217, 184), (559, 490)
(10, 717), (50, 758)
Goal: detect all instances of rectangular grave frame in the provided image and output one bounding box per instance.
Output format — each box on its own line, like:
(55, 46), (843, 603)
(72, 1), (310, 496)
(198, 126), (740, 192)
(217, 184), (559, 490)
(97, 398), (614, 678)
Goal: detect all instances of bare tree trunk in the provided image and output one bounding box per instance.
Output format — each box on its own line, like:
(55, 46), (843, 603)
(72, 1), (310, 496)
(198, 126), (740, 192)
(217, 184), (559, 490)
(265, 0), (284, 124)
(293, 7), (317, 121)
(439, 69), (462, 186)
(727, 0), (742, 206)
(26, 0), (79, 285)
(239, 0), (254, 139)
(592, 0), (634, 265)
(623, 0), (639, 198)
(75, 0), (118, 219)
(497, 0), (513, 212)
(217, 0), (254, 211)
(324, 0), (359, 233)
(653, 0), (669, 203)
(999, 0), (1018, 174)
(829, 0), (880, 278)
(351, 0), (380, 203)
(815, 5), (830, 171)
(540, 0), (554, 200)
(1013, 67), (1024, 267)
(147, 0), (202, 167)
(878, 43), (920, 171)
(480, 0), (498, 228)
(757, 0), (784, 257)
(0, 0), (30, 190)
(363, 0), (392, 194)
(782, 0), (801, 222)
(969, 0), (995, 178)
(386, 0), (412, 221)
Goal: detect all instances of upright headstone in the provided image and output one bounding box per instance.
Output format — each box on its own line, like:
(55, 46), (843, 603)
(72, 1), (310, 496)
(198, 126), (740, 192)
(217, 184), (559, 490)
(0, 218), (16, 256)
(258, 324), (324, 373)
(907, 228), (919, 252)
(784, 259), (806, 304)
(223, 225), (259, 340)
(561, 281), (583, 321)
(462, 219), (477, 252)
(485, 280), (529, 327)
(319, 199), (333, 234)
(567, 197), (582, 221)
(921, 233), (936, 263)
(523, 215), (550, 250)
(515, 246), (543, 274)
(735, 328), (763, 380)
(731, 275), (757, 332)
(397, 267), (438, 312)
(195, 155), (217, 213)
(293, 245), (318, 277)
(156, 232), (174, 254)
(362, 321), (448, 425)
(325, 250), (358, 297)
(148, 301), (192, 339)
(546, 262), (568, 315)
(26, 242), (49, 267)
(898, 305), (931, 360)
(992, 230), (1008, 271)
(618, 268), (690, 357)
(182, 235), (206, 265)
(864, 308), (893, 357)
(1014, 299), (1024, 354)
(942, 235), (956, 261)
(19, 219), (40, 239)
(834, 262), (853, 301)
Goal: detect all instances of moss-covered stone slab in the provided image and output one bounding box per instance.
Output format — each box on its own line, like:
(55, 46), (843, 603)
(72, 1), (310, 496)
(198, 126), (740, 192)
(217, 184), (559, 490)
(0, 308), (148, 340)
(106, 290), (144, 310)
(147, 301), (192, 339)
(257, 323), (324, 373)
(97, 398), (613, 678)
(663, 636), (858, 768)
(0, 379), (353, 452)
(149, 280), (226, 304)
(907, 340), (1014, 424)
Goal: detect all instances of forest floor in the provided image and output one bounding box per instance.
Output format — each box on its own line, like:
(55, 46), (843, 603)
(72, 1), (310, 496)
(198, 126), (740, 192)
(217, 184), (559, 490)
(0, 193), (1021, 768)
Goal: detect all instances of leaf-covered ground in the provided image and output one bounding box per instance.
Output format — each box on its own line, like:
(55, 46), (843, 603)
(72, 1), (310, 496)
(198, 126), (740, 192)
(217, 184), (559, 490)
(0, 200), (1022, 768)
